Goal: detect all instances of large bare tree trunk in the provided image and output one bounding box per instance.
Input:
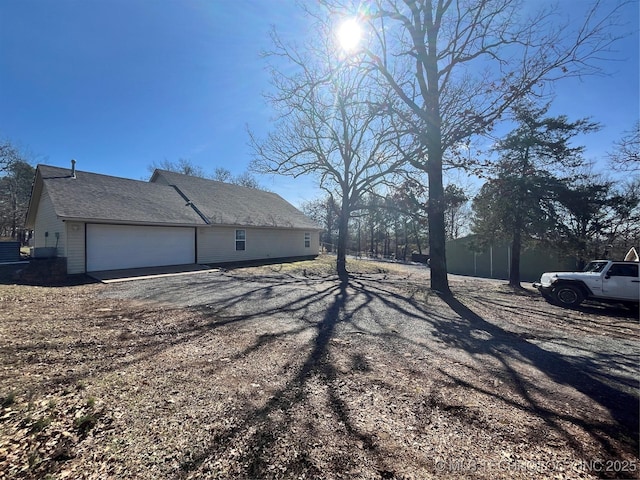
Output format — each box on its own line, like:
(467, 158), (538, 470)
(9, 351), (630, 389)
(424, 8), (450, 296)
(427, 156), (449, 294)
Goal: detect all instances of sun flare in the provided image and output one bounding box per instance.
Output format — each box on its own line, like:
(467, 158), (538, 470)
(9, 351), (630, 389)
(337, 18), (362, 51)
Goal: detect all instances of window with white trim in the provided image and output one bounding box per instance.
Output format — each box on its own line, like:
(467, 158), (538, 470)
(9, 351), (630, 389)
(235, 229), (246, 251)
(304, 232), (311, 248)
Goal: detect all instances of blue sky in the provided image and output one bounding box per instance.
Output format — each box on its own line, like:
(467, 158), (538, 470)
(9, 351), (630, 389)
(0, 0), (638, 207)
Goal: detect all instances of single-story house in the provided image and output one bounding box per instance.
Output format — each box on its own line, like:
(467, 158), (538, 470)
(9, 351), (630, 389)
(25, 163), (321, 274)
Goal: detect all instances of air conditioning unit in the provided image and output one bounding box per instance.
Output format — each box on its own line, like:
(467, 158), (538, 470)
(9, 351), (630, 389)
(30, 247), (57, 258)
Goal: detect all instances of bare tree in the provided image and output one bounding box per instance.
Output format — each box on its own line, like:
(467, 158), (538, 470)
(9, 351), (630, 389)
(231, 171), (262, 189)
(211, 167), (262, 188)
(0, 139), (24, 173)
(250, 30), (410, 278)
(148, 158), (207, 177)
(211, 167), (233, 183)
(301, 196), (340, 252)
(0, 140), (34, 240)
(321, 0), (627, 294)
(149, 161), (263, 189)
(443, 184), (469, 240)
(609, 122), (640, 173)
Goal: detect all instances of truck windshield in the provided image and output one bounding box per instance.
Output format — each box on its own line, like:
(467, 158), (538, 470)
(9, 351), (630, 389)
(583, 261), (608, 273)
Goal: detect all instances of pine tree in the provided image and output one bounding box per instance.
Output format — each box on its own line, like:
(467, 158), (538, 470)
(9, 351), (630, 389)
(472, 100), (599, 287)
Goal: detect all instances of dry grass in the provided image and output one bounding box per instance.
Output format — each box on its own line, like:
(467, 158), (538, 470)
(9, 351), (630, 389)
(229, 254), (412, 277)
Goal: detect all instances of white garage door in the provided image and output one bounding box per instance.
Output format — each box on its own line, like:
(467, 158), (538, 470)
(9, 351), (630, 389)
(86, 224), (195, 272)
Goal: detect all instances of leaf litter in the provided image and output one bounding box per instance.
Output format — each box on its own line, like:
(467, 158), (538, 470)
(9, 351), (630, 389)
(1, 257), (638, 479)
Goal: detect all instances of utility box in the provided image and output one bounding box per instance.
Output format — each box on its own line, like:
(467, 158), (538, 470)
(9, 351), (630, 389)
(30, 247), (57, 258)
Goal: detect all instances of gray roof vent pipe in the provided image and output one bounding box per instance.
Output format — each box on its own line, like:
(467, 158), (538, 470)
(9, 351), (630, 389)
(71, 159), (76, 178)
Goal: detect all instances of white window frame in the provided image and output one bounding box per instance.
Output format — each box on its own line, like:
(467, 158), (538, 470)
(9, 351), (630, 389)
(304, 232), (311, 248)
(235, 229), (246, 251)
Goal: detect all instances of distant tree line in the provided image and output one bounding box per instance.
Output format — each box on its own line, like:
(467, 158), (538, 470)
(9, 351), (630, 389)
(148, 159), (262, 189)
(302, 180), (469, 261)
(301, 111), (639, 287)
(0, 140), (35, 241)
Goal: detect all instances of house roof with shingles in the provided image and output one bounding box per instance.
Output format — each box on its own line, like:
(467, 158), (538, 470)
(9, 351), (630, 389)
(26, 165), (320, 231)
(26, 165), (206, 227)
(150, 169), (320, 230)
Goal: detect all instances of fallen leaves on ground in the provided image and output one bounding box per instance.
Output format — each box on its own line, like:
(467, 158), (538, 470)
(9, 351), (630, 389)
(1, 257), (638, 479)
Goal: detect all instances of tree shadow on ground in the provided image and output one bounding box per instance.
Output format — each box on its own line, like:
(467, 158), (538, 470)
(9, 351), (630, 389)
(164, 273), (638, 478)
(437, 293), (638, 454)
(177, 276), (393, 477)
(3, 270), (637, 478)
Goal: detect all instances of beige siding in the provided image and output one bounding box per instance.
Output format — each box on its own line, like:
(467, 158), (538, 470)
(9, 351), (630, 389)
(65, 222), (86, 274)
(197, 227), (319, 264)
(33, 187), (66, 256)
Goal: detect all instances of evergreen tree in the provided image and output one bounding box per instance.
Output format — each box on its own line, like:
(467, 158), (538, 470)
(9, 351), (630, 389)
(472, 101), (599, 287)
(556, 177), (640, 265)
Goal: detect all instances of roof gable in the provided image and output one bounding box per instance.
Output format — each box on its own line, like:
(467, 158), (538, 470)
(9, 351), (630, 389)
(28, 165), (206, 226)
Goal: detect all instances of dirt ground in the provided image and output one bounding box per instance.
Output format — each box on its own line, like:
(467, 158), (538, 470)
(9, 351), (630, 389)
(0, 256), (638, 479)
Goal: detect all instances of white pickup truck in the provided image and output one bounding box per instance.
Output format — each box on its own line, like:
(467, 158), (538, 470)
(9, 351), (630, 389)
(533, 260), (639, 309)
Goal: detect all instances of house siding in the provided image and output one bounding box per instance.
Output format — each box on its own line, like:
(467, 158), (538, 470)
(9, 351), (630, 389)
(65, 222), (86, 274)
(32, 187), (66, 257)
(28, 165), (322, 276)
(197, 227), (319, 264)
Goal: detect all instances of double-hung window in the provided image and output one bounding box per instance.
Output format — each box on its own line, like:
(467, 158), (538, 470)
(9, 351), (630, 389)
(304, 232), (311, 248)
(235, 229), (246, 251)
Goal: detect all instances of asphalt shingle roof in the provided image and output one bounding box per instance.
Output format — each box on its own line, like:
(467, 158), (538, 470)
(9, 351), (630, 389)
(38, 165), (206, 225)
(152, 169), (320, 229)
(33, 165), (319, 230)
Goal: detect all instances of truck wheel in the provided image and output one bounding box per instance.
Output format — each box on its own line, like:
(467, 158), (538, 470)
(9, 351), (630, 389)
(554, 285), (584, 308)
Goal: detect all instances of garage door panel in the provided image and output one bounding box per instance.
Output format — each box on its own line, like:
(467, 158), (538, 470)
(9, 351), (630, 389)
(87, 224), (195, 271)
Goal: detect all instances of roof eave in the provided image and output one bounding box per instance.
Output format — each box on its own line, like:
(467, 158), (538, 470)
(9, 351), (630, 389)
(56, 216), (205, 228)
(202, 222), (323, 231)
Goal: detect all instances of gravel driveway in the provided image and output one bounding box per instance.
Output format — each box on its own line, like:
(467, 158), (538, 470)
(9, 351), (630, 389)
(102, 265), (639, 455)
(2, 258), (638, 479)
(101, 266), (639, 400)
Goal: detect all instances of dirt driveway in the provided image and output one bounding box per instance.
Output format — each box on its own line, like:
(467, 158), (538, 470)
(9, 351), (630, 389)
(1, 257), (638, 479)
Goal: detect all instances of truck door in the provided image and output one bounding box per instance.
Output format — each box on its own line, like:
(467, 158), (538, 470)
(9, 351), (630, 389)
(602, 263), (639, 301)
